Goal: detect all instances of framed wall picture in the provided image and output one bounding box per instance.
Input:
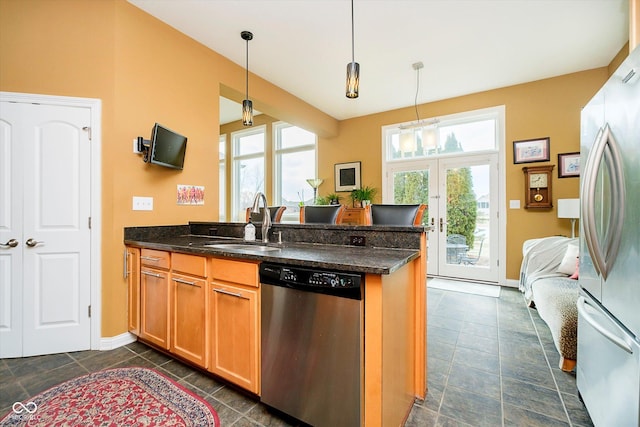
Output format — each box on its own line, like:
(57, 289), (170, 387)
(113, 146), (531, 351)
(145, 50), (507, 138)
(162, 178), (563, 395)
(513, 137), (550, 164)
(334, 161), (361, 192)
(558, 152), (580, 178)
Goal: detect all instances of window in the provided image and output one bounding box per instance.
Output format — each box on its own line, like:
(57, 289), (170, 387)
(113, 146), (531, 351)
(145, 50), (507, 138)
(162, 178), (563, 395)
(219, 136), (226, 221)
(273, 123), (317, 222)
(385, 107), (500, 161)
(231, 126), (265, 221)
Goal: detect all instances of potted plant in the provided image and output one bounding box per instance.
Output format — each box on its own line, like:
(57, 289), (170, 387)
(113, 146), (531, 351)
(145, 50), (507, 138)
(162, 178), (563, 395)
(350, 185), (377, 207)
(325, 193), (342, 205)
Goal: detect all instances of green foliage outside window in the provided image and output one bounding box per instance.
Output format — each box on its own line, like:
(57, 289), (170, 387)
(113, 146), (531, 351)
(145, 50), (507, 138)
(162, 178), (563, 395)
(446, 167), (477, 248)
(392, 132), (477, 235)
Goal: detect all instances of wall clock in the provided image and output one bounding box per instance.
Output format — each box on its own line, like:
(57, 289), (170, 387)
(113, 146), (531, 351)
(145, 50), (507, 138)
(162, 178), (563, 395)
(523, 165), (554, 209)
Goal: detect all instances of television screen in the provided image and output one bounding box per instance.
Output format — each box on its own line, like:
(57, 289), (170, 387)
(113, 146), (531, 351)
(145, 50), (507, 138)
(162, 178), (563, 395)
(149, 123), (187, 170)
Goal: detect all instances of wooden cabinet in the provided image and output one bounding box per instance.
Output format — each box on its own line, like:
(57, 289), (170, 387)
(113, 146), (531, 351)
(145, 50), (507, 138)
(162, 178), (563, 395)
(128, 247), (261, 393)
(342, 207), (367, 225)
(125, 247), (140, 335)
(208, 258), (260, 394)
(139, 249), (170, 349)
(171, 253), (208, 368)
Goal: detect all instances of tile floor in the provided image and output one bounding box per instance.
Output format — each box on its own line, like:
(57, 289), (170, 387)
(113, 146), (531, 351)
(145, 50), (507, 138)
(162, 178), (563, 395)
(1, 286), (592, 426)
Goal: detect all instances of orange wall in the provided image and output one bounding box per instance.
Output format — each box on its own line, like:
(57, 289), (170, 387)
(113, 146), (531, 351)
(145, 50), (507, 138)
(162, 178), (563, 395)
(0, 0), (335, 337)
(319, 69), (608, 280)
(0, 0), (620, 336)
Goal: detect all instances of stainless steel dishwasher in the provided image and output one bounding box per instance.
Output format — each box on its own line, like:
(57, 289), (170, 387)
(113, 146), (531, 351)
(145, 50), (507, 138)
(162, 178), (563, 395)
(260, 263), (363, 427)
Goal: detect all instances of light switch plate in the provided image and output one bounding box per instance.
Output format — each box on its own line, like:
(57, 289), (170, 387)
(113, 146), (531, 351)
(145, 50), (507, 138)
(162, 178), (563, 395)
(509, 200), (521, 209)
(133, 196), (153, 211)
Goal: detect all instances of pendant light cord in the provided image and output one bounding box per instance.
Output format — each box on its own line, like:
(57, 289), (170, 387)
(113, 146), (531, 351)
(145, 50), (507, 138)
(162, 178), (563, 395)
(245, 39), (249, 99)
(414, 66), (421, 123)
(351, 0), (355, 63)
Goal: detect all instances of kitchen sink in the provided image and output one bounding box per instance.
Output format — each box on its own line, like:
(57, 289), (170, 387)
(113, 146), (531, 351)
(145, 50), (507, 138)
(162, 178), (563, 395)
(203, 243), (281, 252)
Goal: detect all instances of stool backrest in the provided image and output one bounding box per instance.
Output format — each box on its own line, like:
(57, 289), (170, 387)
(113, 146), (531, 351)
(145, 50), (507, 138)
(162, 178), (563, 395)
(300, 205), (346, 224)
(368, 204), (427, 226)
(245, 206), (286, 223)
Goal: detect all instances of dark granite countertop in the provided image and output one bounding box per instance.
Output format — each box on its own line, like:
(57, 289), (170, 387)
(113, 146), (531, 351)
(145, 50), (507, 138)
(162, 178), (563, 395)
(124, 233), (420, 275)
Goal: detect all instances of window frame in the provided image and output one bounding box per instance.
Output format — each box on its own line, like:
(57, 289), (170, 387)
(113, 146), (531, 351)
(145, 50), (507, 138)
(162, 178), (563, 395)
(272, 121), (317, 222)
(219, 135), (226, 221)
(383, 106), (502, 162)
(230, 125), (266, 222)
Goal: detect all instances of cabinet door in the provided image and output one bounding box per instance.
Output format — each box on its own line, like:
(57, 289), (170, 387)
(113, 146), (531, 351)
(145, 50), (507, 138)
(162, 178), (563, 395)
(126, 247), (141, 335)
(171, 272), (207, 367)
(140, 267), (170, 349)
(209, 281), (259, 393)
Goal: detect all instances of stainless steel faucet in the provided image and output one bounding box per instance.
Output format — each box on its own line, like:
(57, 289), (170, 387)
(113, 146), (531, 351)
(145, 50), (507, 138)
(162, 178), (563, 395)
(251, 192), (271, 243)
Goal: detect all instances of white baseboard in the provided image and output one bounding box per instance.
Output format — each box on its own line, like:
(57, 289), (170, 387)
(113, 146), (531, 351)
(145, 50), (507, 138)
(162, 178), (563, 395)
(503, 279), (519, 288)
(99, 332), (137, 351)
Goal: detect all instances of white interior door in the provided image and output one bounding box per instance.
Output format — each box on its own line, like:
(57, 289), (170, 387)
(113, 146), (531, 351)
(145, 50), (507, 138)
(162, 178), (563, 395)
(0, 105), (23, 356)
(0, 101), (92, 357)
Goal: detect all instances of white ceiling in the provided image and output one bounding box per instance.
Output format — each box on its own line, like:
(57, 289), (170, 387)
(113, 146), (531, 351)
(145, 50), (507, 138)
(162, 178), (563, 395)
(129, 0), (629, 122)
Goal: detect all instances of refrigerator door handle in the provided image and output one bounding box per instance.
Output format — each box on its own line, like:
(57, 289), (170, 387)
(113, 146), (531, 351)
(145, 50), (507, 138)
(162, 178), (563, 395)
(581, 124), (625, 280)
(578, 296), (633, 354)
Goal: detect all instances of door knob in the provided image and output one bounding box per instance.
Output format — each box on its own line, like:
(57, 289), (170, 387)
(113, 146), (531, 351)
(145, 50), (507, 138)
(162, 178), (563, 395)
(25, 238), (44, 247)
(1, 239), (19, 248)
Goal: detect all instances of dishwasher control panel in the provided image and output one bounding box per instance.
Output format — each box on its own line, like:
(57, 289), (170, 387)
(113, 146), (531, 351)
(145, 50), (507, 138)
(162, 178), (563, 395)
(307, 271), (359, 288)
(260, 263), (363, 298)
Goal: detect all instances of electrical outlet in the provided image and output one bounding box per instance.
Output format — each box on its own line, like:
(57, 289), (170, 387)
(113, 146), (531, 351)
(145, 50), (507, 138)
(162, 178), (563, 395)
(133, 138), (142, 154)
(350, 236), (365, 246)
(132, 196), (153, 211)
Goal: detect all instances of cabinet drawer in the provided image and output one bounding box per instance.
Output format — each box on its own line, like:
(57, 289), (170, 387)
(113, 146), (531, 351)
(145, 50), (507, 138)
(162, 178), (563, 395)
(343, 207), (365, 225)
(211, 258), (259, 287)
(140, 249), (170, 269)
(172, 253), (207, 277)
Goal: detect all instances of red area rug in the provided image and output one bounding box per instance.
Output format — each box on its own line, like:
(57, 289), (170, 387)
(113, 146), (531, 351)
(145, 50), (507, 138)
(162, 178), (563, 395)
(1, 367), (219, 426)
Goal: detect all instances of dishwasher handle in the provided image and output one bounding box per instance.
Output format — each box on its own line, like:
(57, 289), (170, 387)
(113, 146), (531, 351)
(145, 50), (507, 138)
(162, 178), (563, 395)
(577, 296), (633, 354)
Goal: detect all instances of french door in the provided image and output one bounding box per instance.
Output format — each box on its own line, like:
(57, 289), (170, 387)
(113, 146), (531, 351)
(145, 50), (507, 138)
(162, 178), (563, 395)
(0, 100), (92, 357)
(385, 153), (499, 282)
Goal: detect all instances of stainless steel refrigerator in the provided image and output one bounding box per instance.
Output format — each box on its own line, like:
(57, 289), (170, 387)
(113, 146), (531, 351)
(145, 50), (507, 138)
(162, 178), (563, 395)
(577, 45), (640, 427)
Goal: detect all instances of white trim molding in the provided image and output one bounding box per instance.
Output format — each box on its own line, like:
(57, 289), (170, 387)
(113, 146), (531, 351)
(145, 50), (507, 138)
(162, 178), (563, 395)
(100, 332), (137, 351)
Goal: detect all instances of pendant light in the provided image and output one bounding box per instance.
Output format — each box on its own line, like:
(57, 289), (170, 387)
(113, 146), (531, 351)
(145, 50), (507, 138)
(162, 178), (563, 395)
(399, 62), (439, 154)
(241, 30), (253, 126)
(346, 0), (359, 98)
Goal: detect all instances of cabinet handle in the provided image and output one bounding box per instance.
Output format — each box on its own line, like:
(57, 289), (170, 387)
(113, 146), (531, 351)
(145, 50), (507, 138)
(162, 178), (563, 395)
(173, 277), (200, 287)
(123, 249), (134, 279)
(141, 256), (162, 262)
(141, 270), (163, 278)
(213, 288), (247, 299)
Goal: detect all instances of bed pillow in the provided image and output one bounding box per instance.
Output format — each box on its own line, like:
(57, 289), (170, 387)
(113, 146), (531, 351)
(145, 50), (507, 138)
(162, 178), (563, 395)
(557, 244), (579, 275)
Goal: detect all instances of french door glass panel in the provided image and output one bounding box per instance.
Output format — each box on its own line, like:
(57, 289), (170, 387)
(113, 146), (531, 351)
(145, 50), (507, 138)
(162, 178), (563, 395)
(390, 168), (430, 225)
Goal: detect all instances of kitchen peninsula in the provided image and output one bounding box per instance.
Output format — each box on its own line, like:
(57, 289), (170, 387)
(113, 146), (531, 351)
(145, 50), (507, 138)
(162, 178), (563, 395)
(124, 222), (427, 427)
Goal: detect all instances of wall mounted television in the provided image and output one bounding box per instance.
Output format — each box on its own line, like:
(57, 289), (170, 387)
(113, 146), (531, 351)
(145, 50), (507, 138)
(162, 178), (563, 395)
(147, 123), (187, 170)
